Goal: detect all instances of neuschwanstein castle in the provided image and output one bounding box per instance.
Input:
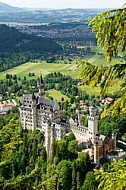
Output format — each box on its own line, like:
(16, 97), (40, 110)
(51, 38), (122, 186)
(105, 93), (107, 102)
(19, 75), (117, 164)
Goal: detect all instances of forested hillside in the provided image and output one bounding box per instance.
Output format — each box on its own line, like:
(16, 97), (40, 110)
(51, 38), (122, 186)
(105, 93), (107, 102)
(0, 110), (94, 189)
(0, 24), (62, 71)
(0, 109), (126, 190)
(0, 24), (62, 53)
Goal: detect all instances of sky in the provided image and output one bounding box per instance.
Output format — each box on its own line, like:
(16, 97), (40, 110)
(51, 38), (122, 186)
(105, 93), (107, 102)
(0, 0), (125, 9)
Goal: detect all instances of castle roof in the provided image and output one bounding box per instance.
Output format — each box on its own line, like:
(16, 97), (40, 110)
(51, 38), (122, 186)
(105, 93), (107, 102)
(21, 93), (59, 111)
(38, 96), (59, 111)
(20, 94), (33, 107)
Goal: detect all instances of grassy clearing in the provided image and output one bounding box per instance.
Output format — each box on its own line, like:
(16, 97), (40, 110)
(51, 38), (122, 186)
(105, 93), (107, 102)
(46, 89), (70, 102)
(90, 46), (102, 53)
(81, 54), (104, 65)
(86, 54), (103, 63)
(78, 85), (100, 96)
(0, 61), (80, 80)
(0, 49), (122, 81)
(92, 55), (122, 66)
(0, 49), (123, 97)
(82, 54), (122, 66)
(78, 82), (121, 96)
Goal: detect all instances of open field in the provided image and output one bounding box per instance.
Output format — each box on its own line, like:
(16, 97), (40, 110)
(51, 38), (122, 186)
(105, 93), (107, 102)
(78, 85), (100, 96)
(79, 82), (121, 96)
(0, 61), (80, 80)
(82, 54), (123, 66)
(85, 54), (103, 64)
(78, 45), (124, 66)
(0, 55), (122, 81)
(0, 51), (123, 97)
(46, 89), (70, 102)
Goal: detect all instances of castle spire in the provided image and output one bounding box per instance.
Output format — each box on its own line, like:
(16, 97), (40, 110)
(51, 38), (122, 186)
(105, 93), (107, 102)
(37, 73), (44, 96)
(32, 92), (36, 100)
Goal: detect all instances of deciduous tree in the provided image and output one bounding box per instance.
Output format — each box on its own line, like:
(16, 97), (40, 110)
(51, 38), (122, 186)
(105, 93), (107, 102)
(94, 159), (126, 190)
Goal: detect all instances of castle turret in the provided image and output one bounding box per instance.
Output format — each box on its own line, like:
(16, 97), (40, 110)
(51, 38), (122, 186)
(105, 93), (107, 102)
(37, 74), (44, 96)
(94, 142), (99, 165)
(88, 105), (99, 144)
(45, 120), (51, 159)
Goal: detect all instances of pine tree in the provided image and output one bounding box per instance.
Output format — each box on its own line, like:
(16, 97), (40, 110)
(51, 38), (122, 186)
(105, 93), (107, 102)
(94, 159), (126, 190)
(79, 4), (126, 117)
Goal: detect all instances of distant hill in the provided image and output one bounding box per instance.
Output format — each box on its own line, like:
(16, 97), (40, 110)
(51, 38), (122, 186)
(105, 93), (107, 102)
(0, 24), (62, 72)
(0, 24), (62, 53)
(0, 6), (109, 23)
(0, 2), (24, 12)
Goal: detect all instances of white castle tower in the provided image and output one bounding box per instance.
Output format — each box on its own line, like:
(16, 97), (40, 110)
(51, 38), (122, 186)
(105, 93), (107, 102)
(45, 120), (52, 159)
(88, 105), (99, 144)
(94, 142), (99, 165)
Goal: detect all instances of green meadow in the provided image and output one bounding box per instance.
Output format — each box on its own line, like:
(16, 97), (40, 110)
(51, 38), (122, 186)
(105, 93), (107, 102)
(46, 89), (70, 102)
(82, 54), (123, 66)
(0, 50), (123, 80)
(0, 61), (80, 80)
(78, 85), (100, 96)
(0, 52), (122, 99)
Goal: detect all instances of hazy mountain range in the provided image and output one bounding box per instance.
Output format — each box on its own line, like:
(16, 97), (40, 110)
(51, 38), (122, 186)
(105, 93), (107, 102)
(0, 2), (24, 12)
(0, 2), (110, 24)
(0, 1), (110, 12)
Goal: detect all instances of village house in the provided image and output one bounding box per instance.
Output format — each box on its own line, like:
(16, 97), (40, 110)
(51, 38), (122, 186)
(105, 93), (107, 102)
(0, 101), (15, 115)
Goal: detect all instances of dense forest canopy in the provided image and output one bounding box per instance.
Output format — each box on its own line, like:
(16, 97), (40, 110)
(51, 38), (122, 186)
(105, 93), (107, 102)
(0, 110), (94, 189)
(0, 24), (62, 53)
(0, 108), (126, 189)
(0, 24), (62, 72)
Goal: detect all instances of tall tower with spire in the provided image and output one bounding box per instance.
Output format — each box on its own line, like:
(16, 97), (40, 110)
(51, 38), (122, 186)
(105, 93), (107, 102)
(37, 74), (44, 96)
(88, 105), (99, 144)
